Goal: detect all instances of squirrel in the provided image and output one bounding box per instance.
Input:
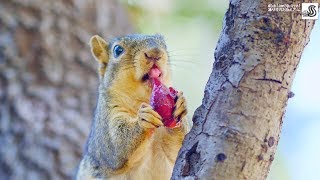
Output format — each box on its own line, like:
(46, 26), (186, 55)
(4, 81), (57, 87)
(76, 34), (190, 180)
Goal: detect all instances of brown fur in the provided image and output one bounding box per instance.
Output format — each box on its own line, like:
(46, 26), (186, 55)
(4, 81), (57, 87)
(77, 34), (189, 180)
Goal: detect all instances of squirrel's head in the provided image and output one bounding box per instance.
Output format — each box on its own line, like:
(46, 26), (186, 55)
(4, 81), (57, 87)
(89, 34), (170, 87)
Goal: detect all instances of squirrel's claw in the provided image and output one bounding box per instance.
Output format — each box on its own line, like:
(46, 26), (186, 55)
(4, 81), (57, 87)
(173, 92), (187, 122)
(138, 102), (163, 129)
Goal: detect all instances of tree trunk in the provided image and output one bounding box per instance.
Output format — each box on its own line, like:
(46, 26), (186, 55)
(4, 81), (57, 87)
(0, 0), (133, 179)
(172, 0), (316, 179)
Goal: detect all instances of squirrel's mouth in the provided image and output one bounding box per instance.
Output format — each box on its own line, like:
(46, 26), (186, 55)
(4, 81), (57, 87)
(142, 65), (162, 82)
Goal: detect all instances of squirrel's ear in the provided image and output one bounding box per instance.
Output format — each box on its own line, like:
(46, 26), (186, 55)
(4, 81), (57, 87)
(89, 35), (109, 77)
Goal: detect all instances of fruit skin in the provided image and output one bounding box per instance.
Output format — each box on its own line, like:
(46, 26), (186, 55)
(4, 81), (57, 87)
(150, 78), (179, 128)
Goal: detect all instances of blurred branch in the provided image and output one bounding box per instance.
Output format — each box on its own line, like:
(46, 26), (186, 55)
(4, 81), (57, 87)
(0, 0), (133, 179)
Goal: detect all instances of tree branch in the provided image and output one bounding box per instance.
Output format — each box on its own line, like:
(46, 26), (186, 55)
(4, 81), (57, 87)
(172, 0), (316, 179)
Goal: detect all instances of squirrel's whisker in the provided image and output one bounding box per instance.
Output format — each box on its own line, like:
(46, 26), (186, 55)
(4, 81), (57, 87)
(168, 53), (199, 57)
(167, 48), (202, 52)
(170, 60), (204, 66)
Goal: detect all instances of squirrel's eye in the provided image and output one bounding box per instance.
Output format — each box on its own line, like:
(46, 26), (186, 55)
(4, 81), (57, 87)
(113, 45), (124, 58)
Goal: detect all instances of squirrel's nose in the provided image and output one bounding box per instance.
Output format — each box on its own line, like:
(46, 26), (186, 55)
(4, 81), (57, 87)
(144, 48), (163, 62)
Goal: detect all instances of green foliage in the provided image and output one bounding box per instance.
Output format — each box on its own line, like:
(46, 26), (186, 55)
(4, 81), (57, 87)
(122, 0), (227, 33)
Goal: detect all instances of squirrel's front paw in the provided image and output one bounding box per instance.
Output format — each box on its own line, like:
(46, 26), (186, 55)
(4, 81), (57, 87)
(138, 102), (163, 129)
(173, 92), (187, 122)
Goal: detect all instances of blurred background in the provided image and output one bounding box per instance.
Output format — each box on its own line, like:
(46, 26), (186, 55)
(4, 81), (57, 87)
(0, 0), (319, 179)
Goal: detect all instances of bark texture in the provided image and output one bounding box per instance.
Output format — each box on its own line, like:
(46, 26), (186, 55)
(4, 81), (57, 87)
(0, 0), (133, 179)
(172, 0), (316, 179)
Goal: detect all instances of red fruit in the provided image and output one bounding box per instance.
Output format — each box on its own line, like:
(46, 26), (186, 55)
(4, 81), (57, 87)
(150, 78), (179, 128)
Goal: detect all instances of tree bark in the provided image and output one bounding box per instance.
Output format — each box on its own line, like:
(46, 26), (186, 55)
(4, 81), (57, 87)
(0, 0), (133, 179)
(172, 0), (316, 179)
